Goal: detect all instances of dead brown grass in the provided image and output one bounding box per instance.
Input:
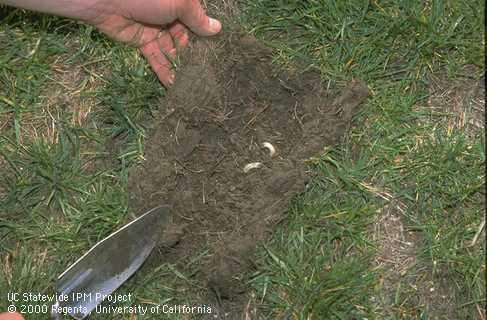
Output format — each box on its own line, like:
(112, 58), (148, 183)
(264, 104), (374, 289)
(427, 67), (485, 134)
(0, 37), (106, 146)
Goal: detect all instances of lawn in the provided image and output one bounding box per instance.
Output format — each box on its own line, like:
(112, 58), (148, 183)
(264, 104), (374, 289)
(1, 0), (485, 319)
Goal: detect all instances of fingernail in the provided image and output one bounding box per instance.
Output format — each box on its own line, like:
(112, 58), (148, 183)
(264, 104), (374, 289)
(209, 18), (222, 33)
(179, 32), (189, 46)
(168, 74), (175, 85)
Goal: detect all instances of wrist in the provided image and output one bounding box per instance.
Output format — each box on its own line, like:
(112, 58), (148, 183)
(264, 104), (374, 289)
(0, 0), (108, 22)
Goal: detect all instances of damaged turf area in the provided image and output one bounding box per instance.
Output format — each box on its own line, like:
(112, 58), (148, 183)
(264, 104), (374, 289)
(127, 32), (368, 314)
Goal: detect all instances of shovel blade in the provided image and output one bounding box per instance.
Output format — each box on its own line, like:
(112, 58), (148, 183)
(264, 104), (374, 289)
(54, 206), (168, 319)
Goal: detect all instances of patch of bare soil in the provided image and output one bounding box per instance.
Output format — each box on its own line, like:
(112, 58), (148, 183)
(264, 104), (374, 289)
(128, 32), (369, 318)
(426, 67), (485, 133)
(372, 190), (460, 319)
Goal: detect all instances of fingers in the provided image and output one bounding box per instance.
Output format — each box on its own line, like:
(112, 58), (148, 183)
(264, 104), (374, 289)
(140, 32), (176, 87)
(169, 22), (189, 50)
(176, 0), (222, 36)
(155, 30), (177, 60)
(115, 22), (159, 47)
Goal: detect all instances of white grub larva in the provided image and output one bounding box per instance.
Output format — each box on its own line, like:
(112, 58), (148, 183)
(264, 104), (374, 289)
(243, 162), (264, 173)
(262, 142), (276, 157)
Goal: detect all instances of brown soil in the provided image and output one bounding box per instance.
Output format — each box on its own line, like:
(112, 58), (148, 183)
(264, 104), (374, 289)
(128, 31), (369, 318)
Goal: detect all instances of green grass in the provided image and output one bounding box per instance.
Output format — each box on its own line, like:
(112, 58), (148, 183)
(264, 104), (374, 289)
(243, 0), (484, 81)
(242, 0), (485, 319)
(249, 162), (377, 318)
(1, 0), (485, 319)
(0, 8), (175, 319)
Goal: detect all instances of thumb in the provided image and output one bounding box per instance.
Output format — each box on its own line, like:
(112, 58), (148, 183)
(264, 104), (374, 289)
(176, 0), (221, 36)
(0, 312), (25, 320)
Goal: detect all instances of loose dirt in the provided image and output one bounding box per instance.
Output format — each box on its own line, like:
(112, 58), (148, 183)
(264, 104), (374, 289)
(128, 31), (369, 317)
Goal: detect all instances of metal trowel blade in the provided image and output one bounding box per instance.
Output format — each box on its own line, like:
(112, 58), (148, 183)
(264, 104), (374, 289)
(53, 206), (168, 319)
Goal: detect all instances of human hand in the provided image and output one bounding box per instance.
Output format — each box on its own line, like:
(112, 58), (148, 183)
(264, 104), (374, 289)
(2, 0), (221, 86)
(0, 312), (24, 320)
(86, 0), (222, 86)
